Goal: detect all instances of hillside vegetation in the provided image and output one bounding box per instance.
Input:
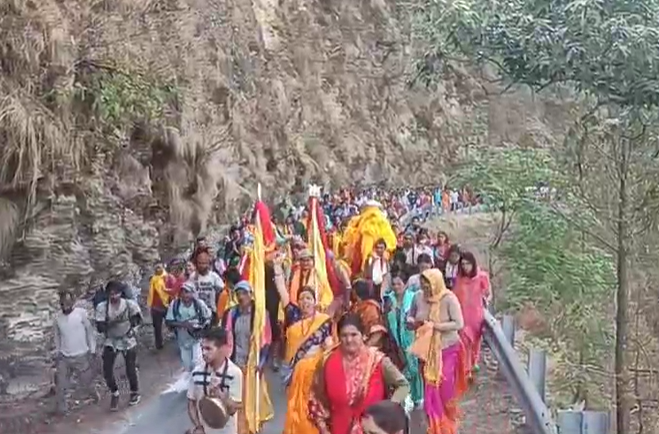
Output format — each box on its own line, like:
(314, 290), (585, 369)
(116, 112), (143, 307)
(414, 0), (659, 432)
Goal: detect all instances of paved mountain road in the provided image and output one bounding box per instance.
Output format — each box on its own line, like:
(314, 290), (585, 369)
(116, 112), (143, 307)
(92, 370), (289, 434)
(88, 368), (430, 434)
(87, 351), (516, 434)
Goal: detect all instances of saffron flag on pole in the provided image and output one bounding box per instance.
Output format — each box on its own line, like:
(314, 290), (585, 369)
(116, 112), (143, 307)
(243, 187), (275, 433)
(306, 185), (335, 310)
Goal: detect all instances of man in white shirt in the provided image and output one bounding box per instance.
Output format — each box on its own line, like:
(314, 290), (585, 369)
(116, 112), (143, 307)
(191, 251), (225, 325)
(53, 292), (98, 414)
(187, 328), (243, 434)
(450, 189), (459, 211)
(365, 238), (390, 298)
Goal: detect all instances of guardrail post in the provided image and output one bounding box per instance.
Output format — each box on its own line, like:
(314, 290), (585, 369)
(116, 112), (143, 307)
(528, 349), (547, 403)
(557, 410), (582, 434)
(502, 315), (516, 346)
(582, 411), (610, 434)
(496, 315), (516, 379)
(483, 310), (555, 433)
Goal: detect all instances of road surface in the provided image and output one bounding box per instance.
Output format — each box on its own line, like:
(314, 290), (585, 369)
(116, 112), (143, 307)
(83, 354), (516, 434)
(91, 369), (289, 434)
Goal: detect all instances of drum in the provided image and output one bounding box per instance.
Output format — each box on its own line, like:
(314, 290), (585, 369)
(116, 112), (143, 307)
(198, 362), (233, 430)
(198, 396), (231, 429)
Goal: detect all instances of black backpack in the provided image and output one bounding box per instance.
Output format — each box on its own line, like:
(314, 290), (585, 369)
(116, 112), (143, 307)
(93, 281), (135, 337)
(171, 298), (209, 338)
(92, 281), (130, 310)
(172, 297), (204, 322)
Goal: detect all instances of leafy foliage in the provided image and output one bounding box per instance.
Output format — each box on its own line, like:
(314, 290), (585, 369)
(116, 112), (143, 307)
(452, 146), (615, 404)
(74, 68), (178, 130)
(503, 201), (614, 406)
(414, 0), (659, 106)
(417, 1), (659, 418)
(451, 148), (560, 212)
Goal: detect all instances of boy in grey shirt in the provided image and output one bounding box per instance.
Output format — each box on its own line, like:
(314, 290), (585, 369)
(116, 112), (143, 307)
(95, 281), (143, 411)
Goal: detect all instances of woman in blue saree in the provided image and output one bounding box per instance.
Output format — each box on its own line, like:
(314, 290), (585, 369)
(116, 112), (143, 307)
(383, 268), (424, 407)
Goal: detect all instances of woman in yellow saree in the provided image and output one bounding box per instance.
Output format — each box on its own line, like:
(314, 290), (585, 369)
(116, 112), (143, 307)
(272, 253), (333, 434)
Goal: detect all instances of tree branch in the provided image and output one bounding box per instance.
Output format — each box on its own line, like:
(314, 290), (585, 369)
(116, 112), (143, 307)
(550, 204), (618, 252)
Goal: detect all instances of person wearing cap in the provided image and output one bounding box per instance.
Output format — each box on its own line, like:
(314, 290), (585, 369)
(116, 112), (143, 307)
(222, 280), (273, 434)
(165, 281), (211, 373)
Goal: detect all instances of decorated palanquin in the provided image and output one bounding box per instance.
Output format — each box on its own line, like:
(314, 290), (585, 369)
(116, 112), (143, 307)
(341, 200), (397, 278)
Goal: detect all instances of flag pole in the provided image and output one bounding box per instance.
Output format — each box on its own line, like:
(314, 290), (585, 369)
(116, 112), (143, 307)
(255, 183), (262, 430)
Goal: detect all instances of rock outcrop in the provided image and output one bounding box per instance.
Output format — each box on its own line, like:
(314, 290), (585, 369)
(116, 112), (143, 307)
(0, 0), (559, 400)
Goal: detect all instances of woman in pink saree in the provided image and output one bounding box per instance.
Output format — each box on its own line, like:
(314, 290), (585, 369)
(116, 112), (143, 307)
(408, 268), (467, 434)
(453, 251), (491, 378)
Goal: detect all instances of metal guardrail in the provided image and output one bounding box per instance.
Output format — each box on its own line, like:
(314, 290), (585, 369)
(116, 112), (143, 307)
(483, 310), (555, 434)
(483, 310), (612, 434)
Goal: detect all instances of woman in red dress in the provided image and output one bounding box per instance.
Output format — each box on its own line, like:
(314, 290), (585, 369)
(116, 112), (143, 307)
(309, 314), (410, 434)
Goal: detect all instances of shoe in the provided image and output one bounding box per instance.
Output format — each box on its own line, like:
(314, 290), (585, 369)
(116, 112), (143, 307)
(129, 393), (141, 406)
(110, 392), (120, 412)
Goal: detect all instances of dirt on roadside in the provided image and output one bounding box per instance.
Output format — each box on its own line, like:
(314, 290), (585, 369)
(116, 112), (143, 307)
(0, 335), (183, 434)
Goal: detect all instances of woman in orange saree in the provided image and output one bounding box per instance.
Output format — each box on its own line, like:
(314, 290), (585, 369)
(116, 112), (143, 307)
(348, 279), (388, 348)
(453, 251), (491, 377)
(309, 313), (410, 434)
(272, 255), (333, 434)
(288, 249), (334, 312)
(409, 269), (468, 434)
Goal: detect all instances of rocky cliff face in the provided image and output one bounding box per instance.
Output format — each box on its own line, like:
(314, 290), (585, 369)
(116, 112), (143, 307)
(0, 0), (558, 400)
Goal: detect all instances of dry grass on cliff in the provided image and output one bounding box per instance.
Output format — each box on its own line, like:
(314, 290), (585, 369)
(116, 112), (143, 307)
(0, 0), (81, 255)
(157, 126), (233, 238)
(0, 0), (549, 249)
(0, 86), (74, 257)
(0, 0), (487, 245)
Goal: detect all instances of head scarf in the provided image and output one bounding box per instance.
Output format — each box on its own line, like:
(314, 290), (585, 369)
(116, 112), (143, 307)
(420, 268), (451, 385)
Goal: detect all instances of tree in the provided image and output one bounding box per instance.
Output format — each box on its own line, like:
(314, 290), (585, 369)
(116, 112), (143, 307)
(450, 148), (558, 299)
(414, 1), (659, 431)
(502, 199), (615, 407)
(454, 148), (615, 405)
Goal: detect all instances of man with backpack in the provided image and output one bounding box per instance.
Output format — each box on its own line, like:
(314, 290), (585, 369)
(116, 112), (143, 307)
(165, 281), (212, 373)
(94, 280), (143, 411)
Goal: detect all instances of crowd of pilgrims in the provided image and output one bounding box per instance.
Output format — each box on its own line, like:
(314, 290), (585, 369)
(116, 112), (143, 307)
(53, 186), (489, 434)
